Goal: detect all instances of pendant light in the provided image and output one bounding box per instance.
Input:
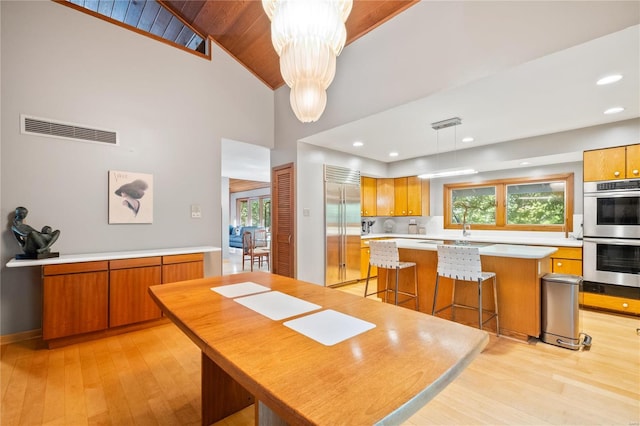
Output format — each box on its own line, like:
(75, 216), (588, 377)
(418, 117), (478, 179)
(262, 0), (353, 123)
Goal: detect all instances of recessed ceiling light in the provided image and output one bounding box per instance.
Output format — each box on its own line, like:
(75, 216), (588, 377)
(597, 74), (623, 85)
(604, 107), (625, 115)
(353, 141), (363, 147)
(389, 152), (399, 157)
(462, 137), (474, 143)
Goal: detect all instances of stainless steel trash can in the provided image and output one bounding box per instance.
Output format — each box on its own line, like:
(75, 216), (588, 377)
(541, 273), (591, 350)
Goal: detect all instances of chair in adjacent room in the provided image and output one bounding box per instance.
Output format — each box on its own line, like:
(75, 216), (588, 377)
(242, 231), (269, 271)
(364, 240), (419, 309)
(431, 244), (499, 335)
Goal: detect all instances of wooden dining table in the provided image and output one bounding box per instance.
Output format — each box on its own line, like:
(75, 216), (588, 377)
(148, 271), (489, 425)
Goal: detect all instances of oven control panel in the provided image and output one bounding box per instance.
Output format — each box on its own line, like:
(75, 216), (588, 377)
(596, 179), (640, 191)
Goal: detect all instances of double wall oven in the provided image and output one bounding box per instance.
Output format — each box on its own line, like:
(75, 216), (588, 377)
(583, 180), (640, 298)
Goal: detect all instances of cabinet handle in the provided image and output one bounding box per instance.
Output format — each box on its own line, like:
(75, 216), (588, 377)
(614, 171), (620, 177)
(622, 302), (629, 308)
(556, 262), (562, 267)
(402, 210), (406, 215)
(408, 210), (413, 214)
(633, 169), (639, 175)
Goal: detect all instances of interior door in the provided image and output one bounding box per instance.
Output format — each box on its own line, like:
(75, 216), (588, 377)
(272, 163), (295, 277)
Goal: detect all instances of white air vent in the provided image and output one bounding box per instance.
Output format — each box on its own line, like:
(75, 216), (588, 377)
(21, 114), (118, 145)
(324, 165), (361, 185)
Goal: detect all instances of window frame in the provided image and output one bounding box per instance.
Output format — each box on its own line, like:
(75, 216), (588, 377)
(444, 173), (574, 232)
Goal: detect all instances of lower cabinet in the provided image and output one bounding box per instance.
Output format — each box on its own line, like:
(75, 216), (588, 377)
(551, 247), (582, 275)
(43, 262), (109, 340)
(41, 252), (205, 345)
(162, 253), (204, 283)
(582, 292), (640, 316)
(109, 257), (162, 328)
(360, 240), (379, 280)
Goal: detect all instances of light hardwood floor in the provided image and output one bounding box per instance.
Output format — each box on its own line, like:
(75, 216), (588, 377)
(223, 248), (270, 275)
(2, 279), (639, 425)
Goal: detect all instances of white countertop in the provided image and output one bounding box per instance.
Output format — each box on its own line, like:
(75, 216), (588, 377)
(361, 233), (582, 248)
(368, 238), (557, 259)
(6, 246), (221, 268)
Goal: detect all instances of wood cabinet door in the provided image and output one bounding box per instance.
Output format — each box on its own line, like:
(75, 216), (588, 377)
(582, 292), (640, 315)
(360, 246), (378, 280)
(406, 176), (423, 216)
(626, 144), (640, 178)
(110, 266), (162, 327)
(361, 176), (377, 216)
(420, 179), (430, 216)
(583, 146), (626, 181)
(43, 271), (108, 340)
(394, 177), (408, 216)
(376, 178), (395, 216)
(162, 261), (204, 283)
(551, 258), (582, 275)
(272, 163), (295, 277)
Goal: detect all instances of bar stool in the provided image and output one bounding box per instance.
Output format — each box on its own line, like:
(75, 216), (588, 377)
(364, 240), (419, 309)
(431, 244), (499, 335)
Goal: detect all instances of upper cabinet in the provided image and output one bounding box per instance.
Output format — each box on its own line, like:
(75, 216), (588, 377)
(584, 143), (640, 181)
(361, 176), (377, 217)
(366, 176), (430, 217)
(394, 176), (430, 216)
(376, 178), (395, 216)
(626, 144), (640, 179)
(394, 177), (409, 215)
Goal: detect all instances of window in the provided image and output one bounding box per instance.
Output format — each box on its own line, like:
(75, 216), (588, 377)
(65, 0), (209, 56)
(237, 196), (271, 229)
(444, 174), (573, 232)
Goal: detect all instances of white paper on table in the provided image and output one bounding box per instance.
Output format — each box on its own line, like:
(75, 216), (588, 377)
(283, 309), (376, 346)
(233, 291), (321, 320)
(211, 282), (271, 298)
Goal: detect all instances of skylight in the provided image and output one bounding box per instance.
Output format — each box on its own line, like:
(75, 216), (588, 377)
(66, 0), (208, 56)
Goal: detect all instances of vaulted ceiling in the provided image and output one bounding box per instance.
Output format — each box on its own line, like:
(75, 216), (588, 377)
(163, 0), (418, 89)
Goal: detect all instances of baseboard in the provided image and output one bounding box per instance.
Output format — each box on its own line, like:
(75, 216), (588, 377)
(0, 329), (42, 346)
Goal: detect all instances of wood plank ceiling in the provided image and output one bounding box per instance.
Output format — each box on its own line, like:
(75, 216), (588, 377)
(163, 0), (419, 89)
(229, 178), (271, 194)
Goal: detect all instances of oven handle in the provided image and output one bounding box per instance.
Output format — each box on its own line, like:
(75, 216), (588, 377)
(583, 237), (640, 246)
(584, 191), (640, 198)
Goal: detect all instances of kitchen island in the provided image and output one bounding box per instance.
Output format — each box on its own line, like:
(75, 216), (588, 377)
(373, 239), (557, 340)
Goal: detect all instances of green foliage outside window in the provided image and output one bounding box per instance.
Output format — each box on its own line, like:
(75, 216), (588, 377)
(263, 199), (271, 229)
(250, 200), (260, 225)
(506, 182), (565, 225)
(239, 200), (248, 226)
(452, 187), (496, 224)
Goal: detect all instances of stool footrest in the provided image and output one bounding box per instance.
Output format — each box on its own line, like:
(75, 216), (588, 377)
(434, 303), (498, 325)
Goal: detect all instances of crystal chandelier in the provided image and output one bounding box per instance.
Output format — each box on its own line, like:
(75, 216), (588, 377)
(262, 0), (353, 123)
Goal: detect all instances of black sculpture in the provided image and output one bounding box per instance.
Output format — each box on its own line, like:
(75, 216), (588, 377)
(11, 206), (60, 259)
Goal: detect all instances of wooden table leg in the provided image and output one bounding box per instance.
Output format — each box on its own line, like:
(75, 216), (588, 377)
(201, 352), (254, 425)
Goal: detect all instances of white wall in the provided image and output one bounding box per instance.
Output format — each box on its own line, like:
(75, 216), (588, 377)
(0, 1), (273, 335)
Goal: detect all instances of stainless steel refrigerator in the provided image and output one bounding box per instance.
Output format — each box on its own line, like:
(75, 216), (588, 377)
(324, 165), (361, 286)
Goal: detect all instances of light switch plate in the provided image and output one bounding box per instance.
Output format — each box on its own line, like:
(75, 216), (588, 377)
(191, 204), (202, 218)
(303, 208), (310, 217)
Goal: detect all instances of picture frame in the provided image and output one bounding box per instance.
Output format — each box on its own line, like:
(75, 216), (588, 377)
(108, 170), (153, 224)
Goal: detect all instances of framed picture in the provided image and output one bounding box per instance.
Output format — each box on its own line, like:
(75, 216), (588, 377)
(108, 170), (153, 224)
